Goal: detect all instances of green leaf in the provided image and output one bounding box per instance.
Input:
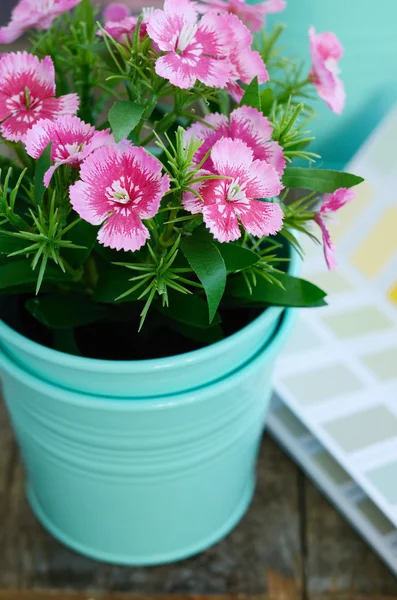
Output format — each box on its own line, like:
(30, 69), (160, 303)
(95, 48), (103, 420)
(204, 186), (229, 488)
(0, 231), (31, 255)
(216, 243), (259, 272)
(228, 272), (327, 308)
(61, 219), (98, 268)
(180, 236), (226, 323)
(93, 264), (141, 302)
(35, 143), (52, 204)
(80, 42), (116, 69)
(158, 290), (221, 328)
(0, 260), (72, 290)
(0, 157), (25, 187)
(74, 0), (96, 39)
(26, 293), (106, 329)
(109, 101), (145, 142)
(260, 88), (274, 116)
(239, 76), (260, 110)
(282, 167), (364, 193)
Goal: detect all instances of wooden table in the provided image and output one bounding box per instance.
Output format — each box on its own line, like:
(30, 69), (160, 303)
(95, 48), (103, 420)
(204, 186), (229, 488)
(1, 398), (397, 600)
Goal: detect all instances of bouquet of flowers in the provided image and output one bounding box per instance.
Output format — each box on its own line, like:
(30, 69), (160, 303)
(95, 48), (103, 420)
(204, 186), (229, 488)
(0, 0), (362, 358)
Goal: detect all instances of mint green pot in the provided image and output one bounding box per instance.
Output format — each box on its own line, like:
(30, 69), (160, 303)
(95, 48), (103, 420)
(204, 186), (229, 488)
(0, 249), (300, 397)
(267, 0), (397, 168)
(0, 308), (296, 565)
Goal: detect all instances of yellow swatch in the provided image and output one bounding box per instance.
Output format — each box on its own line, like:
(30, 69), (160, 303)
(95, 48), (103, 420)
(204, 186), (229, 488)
(351, 207), (397, 278)
(389, 282), (397, 306)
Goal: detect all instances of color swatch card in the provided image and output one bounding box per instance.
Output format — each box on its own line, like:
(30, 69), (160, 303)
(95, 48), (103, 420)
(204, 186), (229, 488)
(272, 104), (397, 557)
(268, 396), (397, 577)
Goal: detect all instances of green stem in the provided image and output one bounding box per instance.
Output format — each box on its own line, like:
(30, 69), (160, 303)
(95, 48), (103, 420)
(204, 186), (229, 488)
(160, 208), (178, 246)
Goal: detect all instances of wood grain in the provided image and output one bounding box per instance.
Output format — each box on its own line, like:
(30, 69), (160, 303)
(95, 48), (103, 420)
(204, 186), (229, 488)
(304, 478), (397, 598)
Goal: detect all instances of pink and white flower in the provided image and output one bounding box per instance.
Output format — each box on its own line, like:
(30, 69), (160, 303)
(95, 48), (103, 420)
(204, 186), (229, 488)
(147, 0), (232, 89)
(101, 5), (152, 44)
(0, 52), (79, 143)
(186, 105), (285, 175)
(309, 26), (345, 115)
(220, 13), (269, 102)
(183, 138), (283, 242)
(103, 2), (130, 20)
(70, 145), (170, 252)
(315, 187), (355, 269)
(199, 0), (285, 32)
(25, 115), (116, 186)
(0, 0), (82, 44)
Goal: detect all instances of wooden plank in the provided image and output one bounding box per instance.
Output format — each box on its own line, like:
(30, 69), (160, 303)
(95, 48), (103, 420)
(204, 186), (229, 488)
(0, 593), (397, 600)
(304, 478), (397, 598)
(0, 397), (303, 595)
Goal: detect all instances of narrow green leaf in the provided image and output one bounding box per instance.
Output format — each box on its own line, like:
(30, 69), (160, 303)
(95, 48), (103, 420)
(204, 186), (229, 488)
(0, 157), (25, 188)
(181, 236), (226, 323)
(282, 167), (364, 193)
(158, 290), (221, 328)
(228, 272), (327, 308)
(74, 0), (96, 39)
(109, 101), (145, 142)
(216, 243), (259, 271)
(0, 231), (32, 255)
(34, 143), (52, 204)
(239, 76), (260, 110)
(0, 260), (72, 290)
(26, 293), (107, 329)
(260, 88), (274, 115)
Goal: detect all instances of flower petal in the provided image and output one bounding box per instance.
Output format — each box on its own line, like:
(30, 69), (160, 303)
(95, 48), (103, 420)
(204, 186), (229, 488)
(321, 187), (356, 213)
(315, 213), (337, 270)
(98, 211), (150, 252)
(164, 0), (198, 21)
(154, 53), (198, 88)
(202, 202), (241, 242)
(39, 93), (80, 120)
(236, 199), (283, 237)
(211, 137), (254, 178)
(243, 158), (284, 199)
(186, 113), (227, 169)
(103, 2), (130, 20)
(69, 146), (124, 225)
(229, 105), (284, 170)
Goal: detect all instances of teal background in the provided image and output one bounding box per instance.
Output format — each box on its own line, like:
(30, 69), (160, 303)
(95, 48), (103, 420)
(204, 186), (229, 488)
(266, 0), (397, 169)
(0, 309), (296, 565)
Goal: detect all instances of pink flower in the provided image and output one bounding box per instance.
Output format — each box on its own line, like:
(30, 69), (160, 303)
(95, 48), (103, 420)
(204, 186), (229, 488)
(309, 26), (345, 115)
(100, 6), (152, 44)
(0, 52), (79, 143)
(25, 115), (116, 187)
(0, 0), (82, 44)
(199, 0), (285, 32)
(147, 0), (232, 89)
(102, 16), (140, 42)
(186, 105), (285, 176)
(103, 2), (130, 20)
(70, 145), (170, 252)
(183, 138), (283, 242)
(315, 187), (355, 269)
(219, 13), (269, 102)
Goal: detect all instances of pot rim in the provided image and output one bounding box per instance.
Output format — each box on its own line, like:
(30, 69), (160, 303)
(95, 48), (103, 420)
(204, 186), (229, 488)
(0, 246), (300, 374)
(0, 308), (296, 409)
